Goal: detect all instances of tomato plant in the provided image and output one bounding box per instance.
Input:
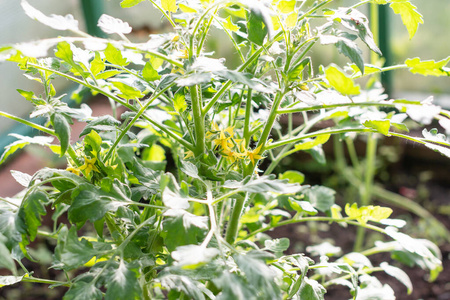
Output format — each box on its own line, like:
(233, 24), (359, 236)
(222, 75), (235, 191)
(0, 0), (448, 299)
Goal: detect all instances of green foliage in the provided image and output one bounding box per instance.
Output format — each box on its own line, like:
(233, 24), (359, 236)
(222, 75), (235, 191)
(0, 0), (448, 299)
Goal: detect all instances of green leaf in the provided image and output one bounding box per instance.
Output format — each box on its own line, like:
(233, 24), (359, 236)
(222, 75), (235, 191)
(405, 57), (450, 77)
(142, 61), (161, 81)
(279, 170), (304, 184)
(80, 116), (121, 137)
(223, 175), (302, 194)
(21, 0), (79, 31)
(213, 272), (256, 300)
(160, 274), (206, 300)
(120, 0), (144, 7)
(234, 254), (280, 298)
(0, 134), (54, 165)
(90, 52), (105, 75)
(55, 41), (87, 77)
(277, 0), (296, 14)
(68, 182), (131, 224)
(363, 119), (391, 135)
(289, 199), (318, 215)
(143, 144), (165, 162)
(223, 16), (239, 32)
(345, 203), (393, 225)
(295, 134), (331, 151)
(17, 89), (34, 101)
(0, 275), (25, 288)
(320, 34), (364, 74)
(171, 245), (219, 269)
(104, 43), (129, 66)
(173, 93), (187, 113)
(105, 260), (142, 300)
(0, 235), (16, 273)
(380, 262), (413, 294)
(96, 70), (123, 80)
(264, 238), (290, 253)
(51, 113), (71, 156)
(180, 161), (200, 180)
(247, 10), (268, 46)
(325, 65), (360, 96)
(179, 4), (197, 13)
(161, 0), (177, 13)
(162, 209), (208, 251)
(390, 0), (423, 39)
(18, 190), (49, 241)
(299, 278), (326, 300)
(64, 281), (103, 300)
(304, 186), (335, 213)
(111, 81), (144, 99)
(53, 226), (97, 270)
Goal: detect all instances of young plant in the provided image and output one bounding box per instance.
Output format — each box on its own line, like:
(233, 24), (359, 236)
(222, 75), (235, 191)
(0, 0), (448, 299)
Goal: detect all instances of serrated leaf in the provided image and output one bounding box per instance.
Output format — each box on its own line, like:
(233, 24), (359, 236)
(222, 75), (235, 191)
(0, 134), (54, 165)
(90, 52), (105, 76)
(213, 272), (256, 300)
(299, 278), (326, 300)
(172, 245), (219, 269)
(320, 34), (364, 74)
(55, 41), (88, 77)
(51, 113), (71, 156)
(0, 275), (25, 288)
(105, 260), (142, 300)
(17, 190), (49, 241)
(179, 3), (197, 13)
(307, 242), (341, 257)
(160, 274), (206, 300)
(345, 203), (393, 225)
(363, 119), (391, 135)
(295, 134), (331, 151)
(223, 174), (302, 194)
(21, 0), (79, 31)
(380, 262), (413, 294)
(264, 238), (290, 253)
(68, 182), (131, 224)
(120, 0), (145, 8)
(142, 61), (161, 81)
(64, 281), (103, 300)
(173, 93), (187, 113)
(247, 10), (268, 46)
(289, 199), (318, 215)
(405, 57), (450, 77)
(96, 70), (123, 80)
(325, 65), (360, 96)
(53, 226), (97, 270)
(304, 186), (335, 212)
(390, 0), (423, 39)
(98, 14), (132, 35)
(406, 97), (440, 125)
(180, 161), (200, 179)
(162, 209), (208, 251)
(104, 43), (129, 66)
(223, 16), (239, 31)
(17, 89), (34, 101)
(234, 254), (280, 298)
(162, 0), (177, 13)
(11, 170), (32, 188)
(111, 81), (144, 99)
(277, 0), (296, 14)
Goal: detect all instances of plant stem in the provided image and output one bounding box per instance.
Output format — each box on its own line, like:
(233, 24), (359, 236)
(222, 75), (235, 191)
(225, 193), (246, 244)
(22, 276), (71, 287)
(0, 111), (55, 136)
(191, 85), (205, 156)
(354, 133), (378, 252)
(243, 89), (253, 146)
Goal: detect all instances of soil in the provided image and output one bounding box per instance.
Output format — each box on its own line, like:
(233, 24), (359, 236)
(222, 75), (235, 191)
(0, 98), (449, 299)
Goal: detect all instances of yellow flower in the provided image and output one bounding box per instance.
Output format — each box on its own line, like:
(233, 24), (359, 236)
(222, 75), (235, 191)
(184, 150), (195, 159)
(79, 156), (100, 175)
(247, 143), (264, 165)
(211, 125), (235, 151)
(66, 166), (81, 176)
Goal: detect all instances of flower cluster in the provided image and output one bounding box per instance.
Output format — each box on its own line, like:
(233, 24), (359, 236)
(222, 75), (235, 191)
(206, 123), (264, 165)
